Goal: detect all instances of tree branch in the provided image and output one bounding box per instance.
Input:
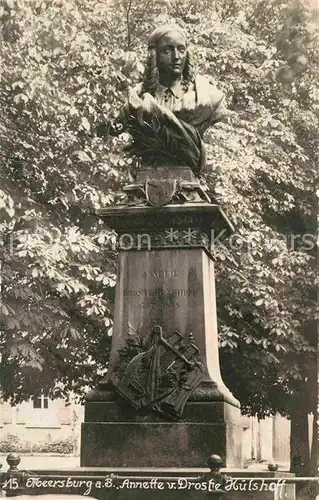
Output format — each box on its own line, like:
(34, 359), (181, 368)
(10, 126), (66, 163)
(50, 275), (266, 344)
(126, 0), (133, 48)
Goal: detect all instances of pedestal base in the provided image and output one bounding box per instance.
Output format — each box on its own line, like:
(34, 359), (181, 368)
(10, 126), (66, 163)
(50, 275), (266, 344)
(81, 401), (243, 468)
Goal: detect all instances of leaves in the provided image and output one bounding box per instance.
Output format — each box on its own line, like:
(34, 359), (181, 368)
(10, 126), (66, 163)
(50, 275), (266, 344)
(81, 117), (91, 131)
(72, 150), (92, 162)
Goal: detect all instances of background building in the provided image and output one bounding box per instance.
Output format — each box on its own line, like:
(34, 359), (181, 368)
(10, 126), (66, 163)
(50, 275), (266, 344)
(0, 397), (83, 455)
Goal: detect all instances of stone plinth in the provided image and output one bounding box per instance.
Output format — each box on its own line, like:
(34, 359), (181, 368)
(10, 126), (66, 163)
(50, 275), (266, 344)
(81, 200), (242, 467)
(81, 401), (242, 468)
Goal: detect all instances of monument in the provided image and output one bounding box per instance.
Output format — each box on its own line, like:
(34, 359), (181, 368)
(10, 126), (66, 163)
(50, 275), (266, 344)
(81, 24), (243, 468)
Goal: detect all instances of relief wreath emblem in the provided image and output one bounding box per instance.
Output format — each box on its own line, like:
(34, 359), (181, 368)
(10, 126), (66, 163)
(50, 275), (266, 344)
(111, 325), (204, 420)
(145, 179), (177, 208)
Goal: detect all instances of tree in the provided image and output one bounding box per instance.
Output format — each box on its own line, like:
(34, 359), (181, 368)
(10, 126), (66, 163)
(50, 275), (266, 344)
(0, 0), (317, 473)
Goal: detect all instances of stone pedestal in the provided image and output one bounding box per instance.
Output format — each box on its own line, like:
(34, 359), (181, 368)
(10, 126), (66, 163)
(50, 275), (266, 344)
(106, 243), (238, 405)
(81, 400), (242, 467)
(81, 166), (242, 468)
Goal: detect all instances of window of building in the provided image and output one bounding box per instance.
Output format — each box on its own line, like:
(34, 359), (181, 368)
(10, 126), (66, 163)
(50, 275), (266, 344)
(33, 395), (49, 409)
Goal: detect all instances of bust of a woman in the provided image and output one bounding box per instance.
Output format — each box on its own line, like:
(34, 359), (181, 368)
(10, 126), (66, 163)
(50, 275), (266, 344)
(102, 24), (227, 177)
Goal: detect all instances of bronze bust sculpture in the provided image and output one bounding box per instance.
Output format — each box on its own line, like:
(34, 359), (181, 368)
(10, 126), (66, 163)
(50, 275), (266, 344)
(99, 24), (226, 178)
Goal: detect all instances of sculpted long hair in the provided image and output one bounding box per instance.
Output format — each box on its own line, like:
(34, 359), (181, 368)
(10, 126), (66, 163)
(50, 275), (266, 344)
(141, 26), (195, 96)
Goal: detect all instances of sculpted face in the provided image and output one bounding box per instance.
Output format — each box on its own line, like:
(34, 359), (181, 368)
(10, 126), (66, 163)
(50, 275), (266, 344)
(156, 31), (187, 80)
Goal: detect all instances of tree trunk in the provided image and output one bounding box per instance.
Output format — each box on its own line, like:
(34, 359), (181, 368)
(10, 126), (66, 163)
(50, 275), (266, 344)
(309, 407), (318, 475)
(290, 407), (310, 475)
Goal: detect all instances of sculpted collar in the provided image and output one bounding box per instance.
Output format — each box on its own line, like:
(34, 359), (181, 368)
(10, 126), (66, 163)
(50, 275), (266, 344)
(155, 80), (184, 100)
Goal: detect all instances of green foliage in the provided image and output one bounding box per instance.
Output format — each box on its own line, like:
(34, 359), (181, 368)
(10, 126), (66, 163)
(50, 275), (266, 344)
(0, 0), (317, 424)
(0, 434), (24, 453)
(35, 434), (76, 454)
(0, 433), (75, 454)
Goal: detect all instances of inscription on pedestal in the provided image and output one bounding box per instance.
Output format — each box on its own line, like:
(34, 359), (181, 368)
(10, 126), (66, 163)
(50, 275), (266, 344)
(143, 269), (179, 278)
(122, 268), (197, 309)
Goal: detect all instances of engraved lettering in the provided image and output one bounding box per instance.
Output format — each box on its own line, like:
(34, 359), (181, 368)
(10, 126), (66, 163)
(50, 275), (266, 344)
(123, 288), (196, 297)
(142, 269), (179, 279)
